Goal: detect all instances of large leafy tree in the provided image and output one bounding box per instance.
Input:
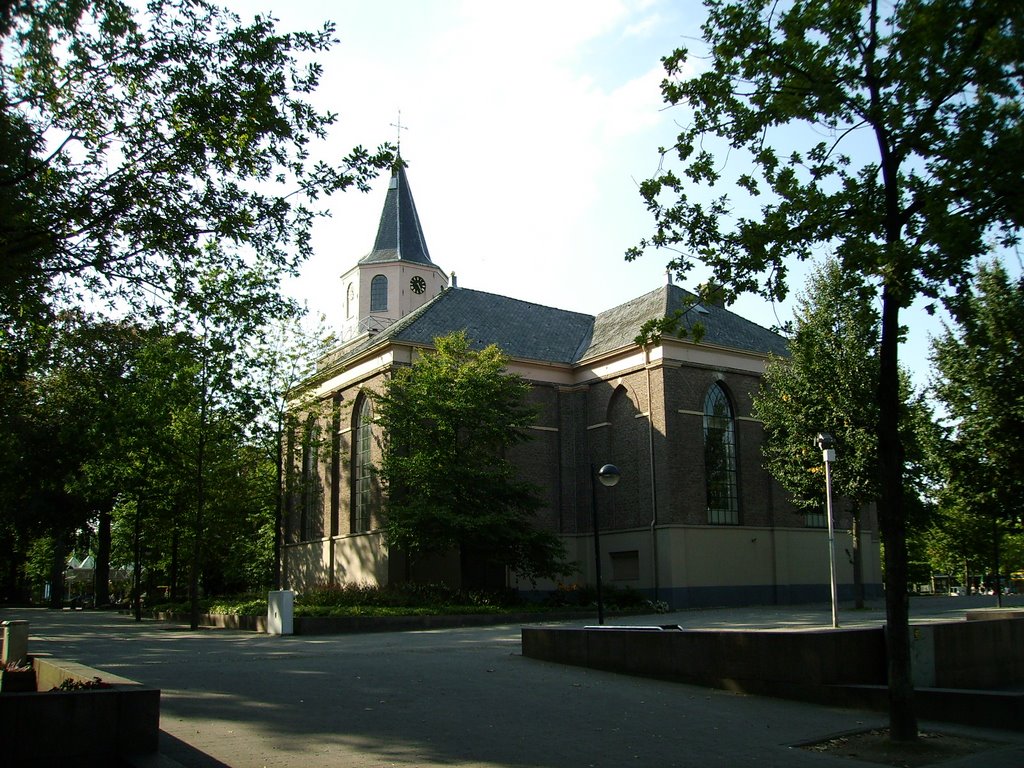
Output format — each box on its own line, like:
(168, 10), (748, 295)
(373, 332), (572, 584)
(755, 260), (881, 607)
(629, 0), (1023, 739)
(929, 262), (1024, 603)
(0, 312), (130, 605)
(0, 0), (391, 326)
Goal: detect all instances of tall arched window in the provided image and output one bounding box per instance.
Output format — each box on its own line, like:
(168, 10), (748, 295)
(353, 397), (373, 532)
(345, 283), (354, 319)
(300, 415), (322, 541)
(370, 275), (388, 311)
(703, 382), (739, 524)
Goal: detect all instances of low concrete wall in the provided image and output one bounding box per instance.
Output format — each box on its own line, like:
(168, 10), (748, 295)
(932, 616), (1024, 688)
(523, 618), (1024, 730)
(293, 610), (593, 635)
(522, 625), (887, 703)
(152, 611), (267, 632)
(0, 656), (160, 767)
(151, 609), (595, 635)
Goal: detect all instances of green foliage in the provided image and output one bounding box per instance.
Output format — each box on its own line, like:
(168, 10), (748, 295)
(373, 331), (573, 582)
(291, 582), (525, 616)
(755, 260), (881, 511)
(0, 0), (392, 328)
(926, 262), (1024, 579)
(542, 582), (652, 611)
(22, 536), (55, 586)
(631, 0), (1023, 736)
(206, 595), (268, 617)
(630, 1), (1022, 307)
(0, 0), (390, 604)
(0, 310), (292, 603)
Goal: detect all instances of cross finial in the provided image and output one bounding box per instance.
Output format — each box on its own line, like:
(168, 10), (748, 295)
(390, 110), (407, 154)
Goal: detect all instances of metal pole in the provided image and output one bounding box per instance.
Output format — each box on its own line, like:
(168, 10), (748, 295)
(823, 451), (839, 628)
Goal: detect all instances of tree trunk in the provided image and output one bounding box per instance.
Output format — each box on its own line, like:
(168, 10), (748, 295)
(877, 287), (917, 741)
(190, 341), (209, 632)
(189, 465), (205, 631)
(48, 533), (66, 609)
(133, 500), (143, 622)
(170, 525), (180, 602)
(95, 507), (111, 607)
(993, 511), (1003, 608)
(850, 507), (864, 609)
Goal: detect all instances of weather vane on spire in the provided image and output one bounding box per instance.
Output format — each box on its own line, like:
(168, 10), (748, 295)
(390, 110), (407, 155)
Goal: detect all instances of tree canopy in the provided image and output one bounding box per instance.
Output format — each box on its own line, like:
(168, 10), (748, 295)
(927, 262), (1024, 599)
(373, 332), (572, 584)
(0, 0), (391, 610)
(755, 260), (881, 606)
(631, 0), (1023, 739)
(756, 261), (880, 511)
(0, 0), (391, 327)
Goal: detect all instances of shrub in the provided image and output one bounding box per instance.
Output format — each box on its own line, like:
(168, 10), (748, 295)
(295, 582), (522, 611)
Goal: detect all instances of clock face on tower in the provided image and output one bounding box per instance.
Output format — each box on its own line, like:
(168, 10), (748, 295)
(410, 275), (427, 294)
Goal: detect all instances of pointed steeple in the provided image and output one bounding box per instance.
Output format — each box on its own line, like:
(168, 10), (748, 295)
(359, 158), (434, 266)
(338, 156), (447, 343)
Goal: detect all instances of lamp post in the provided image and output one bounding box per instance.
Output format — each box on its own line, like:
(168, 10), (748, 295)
(815, 433), (839, 629)
(591, 463), (621, 625)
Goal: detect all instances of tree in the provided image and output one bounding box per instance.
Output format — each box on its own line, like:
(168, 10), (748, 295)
(755, 260), (881, 607)
(239, 314), (337, 590)
(629, 0), (1023, 739)
(0, 0), (391, 327)
(373, 332), (572, 585)
(929, 261), (1024, 604)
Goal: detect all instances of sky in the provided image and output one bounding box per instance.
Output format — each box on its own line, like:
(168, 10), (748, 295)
(221, 0), (995, 392)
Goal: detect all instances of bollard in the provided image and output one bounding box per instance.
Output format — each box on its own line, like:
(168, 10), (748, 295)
(1, 620), (29, 666)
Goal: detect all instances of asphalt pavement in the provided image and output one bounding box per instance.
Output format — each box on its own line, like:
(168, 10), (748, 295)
(5, 595), (1024, 768)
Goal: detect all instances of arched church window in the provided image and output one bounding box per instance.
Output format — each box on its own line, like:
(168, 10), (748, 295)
(346, 284), (354, 319)
(353, 397), (373, 532)
(300, 415), (322, 541)
(704, 382), (739, 524)
(370, 275), (388, 311)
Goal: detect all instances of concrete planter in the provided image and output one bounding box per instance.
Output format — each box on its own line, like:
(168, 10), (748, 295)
(0, 668), (35, 693)
(0, 656), (160, 767)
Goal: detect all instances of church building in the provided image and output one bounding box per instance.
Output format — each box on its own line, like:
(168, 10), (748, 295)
(283, 160), (882, 608)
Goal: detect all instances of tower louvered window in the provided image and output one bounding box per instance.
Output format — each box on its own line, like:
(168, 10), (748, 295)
(370, 275), (388, 311)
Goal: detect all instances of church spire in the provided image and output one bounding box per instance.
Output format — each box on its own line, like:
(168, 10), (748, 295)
(359, 157), (434, 266)
(339, 153), (447, 344)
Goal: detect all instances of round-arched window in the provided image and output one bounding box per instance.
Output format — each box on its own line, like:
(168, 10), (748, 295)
(370, 275), (388, 311)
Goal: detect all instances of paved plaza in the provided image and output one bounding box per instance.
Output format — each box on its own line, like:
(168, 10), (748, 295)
(5, 596), (1024, 767)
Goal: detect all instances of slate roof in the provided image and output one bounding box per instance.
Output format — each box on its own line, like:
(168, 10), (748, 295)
(359, 160), (435, 266)
(581, 284), (790, 360)
(319, 284), (788, 374)
(329, 288), (592, 366)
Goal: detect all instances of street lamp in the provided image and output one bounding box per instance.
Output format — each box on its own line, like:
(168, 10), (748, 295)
(815, 433), (839, 629)
(591, 463), (621, 625)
